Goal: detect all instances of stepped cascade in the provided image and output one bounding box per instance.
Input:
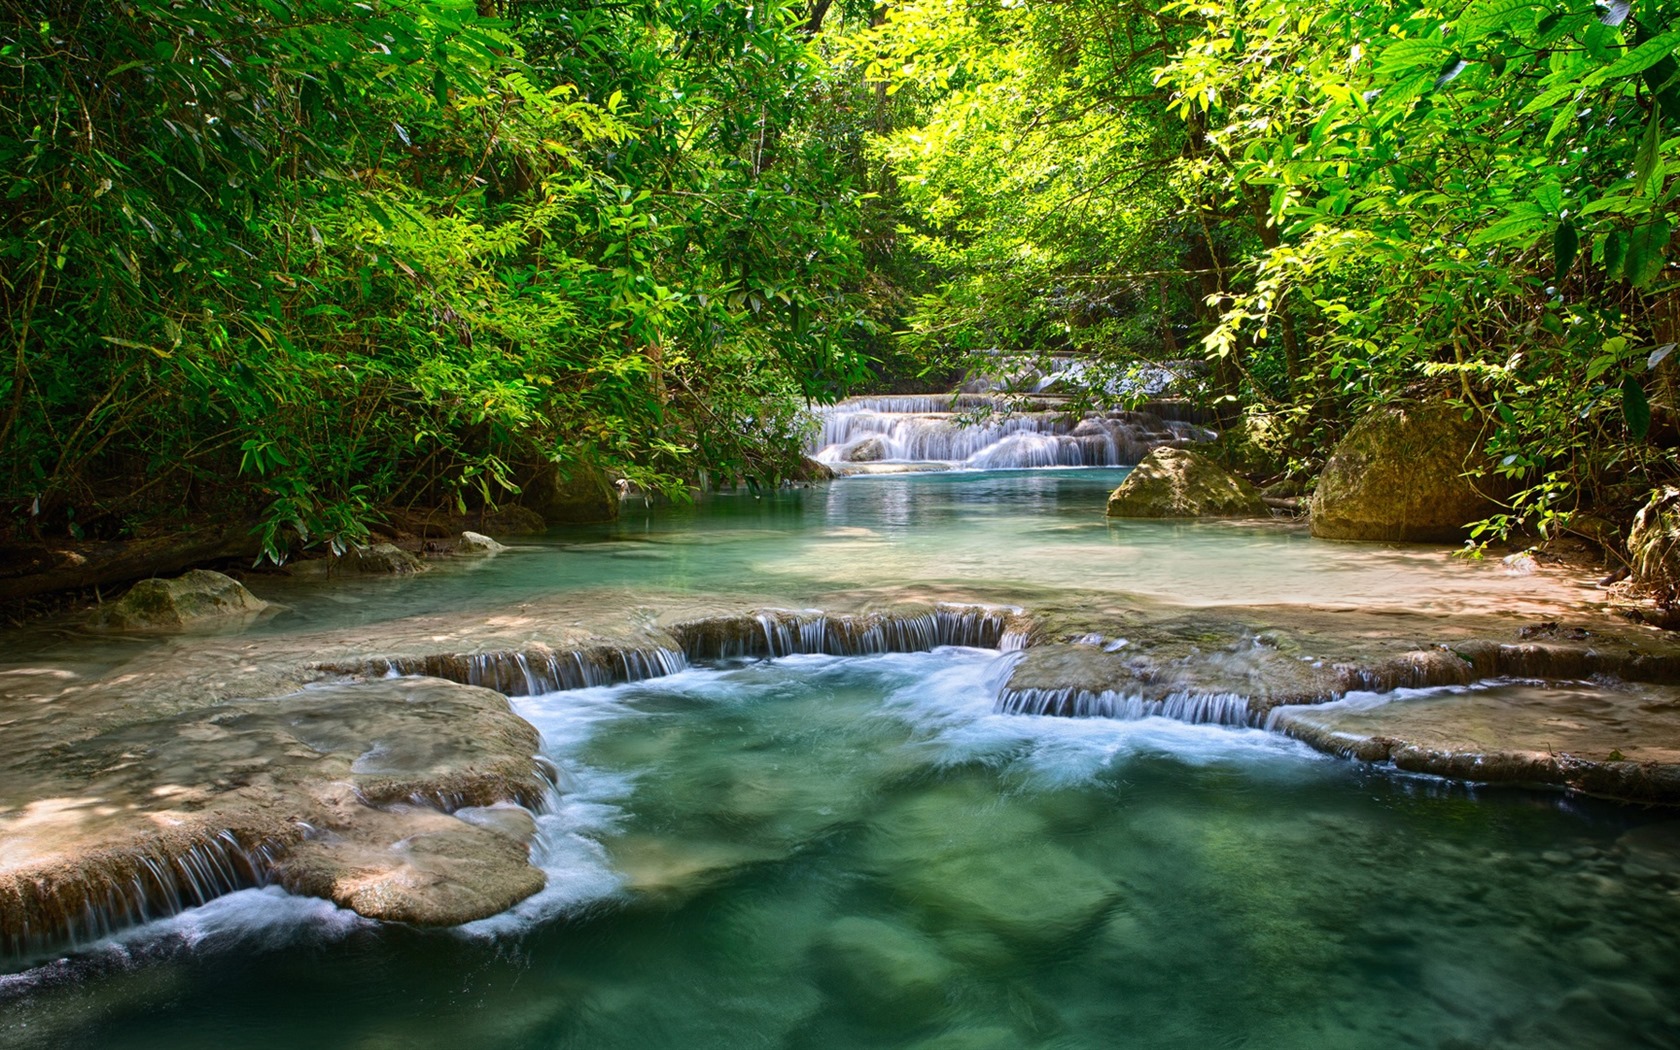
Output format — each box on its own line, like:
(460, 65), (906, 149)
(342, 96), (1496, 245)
(809, 394), (1215, 470)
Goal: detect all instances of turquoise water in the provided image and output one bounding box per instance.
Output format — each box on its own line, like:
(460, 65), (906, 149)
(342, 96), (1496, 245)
(2, 471), (1672, 1049)
(4, 648), (1678, 1049)
(245, 469), (1590, 637)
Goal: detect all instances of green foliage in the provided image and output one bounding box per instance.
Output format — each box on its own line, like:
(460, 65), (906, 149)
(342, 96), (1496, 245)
(1, 0), (872, 560)
(861, 0), (1680, 539)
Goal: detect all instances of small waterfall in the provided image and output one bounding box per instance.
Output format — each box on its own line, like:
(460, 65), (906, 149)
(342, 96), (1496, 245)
(337, 642), (690, 698)
(671, 604), (1019, 661)
(809, 395), (1214, 469)
(1, 828), (290, 960)
(994, 687), (1256, 726)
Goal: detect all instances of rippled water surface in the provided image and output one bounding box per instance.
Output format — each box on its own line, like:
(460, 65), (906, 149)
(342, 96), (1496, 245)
(4, 471), (1672, 1049)
(232, 469), (1596, 636)
(6, 649), (1679, 1049)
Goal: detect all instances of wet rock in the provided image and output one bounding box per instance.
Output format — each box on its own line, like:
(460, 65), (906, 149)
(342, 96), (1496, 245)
(454, 804), (538, 843)
(91, 569), (271, 630)
(1271, 679), (1680, 803)
(905, 1028), (1021, 1050)
(1310, 400), (1502, 542)
(793, 456), (837, 482)
(817, 916), (956, 1023)
(276, 804), (544, 926)
(869, 785), (1119, 947)
(1576, 936), (1630, 973)
(458, 531), (508, 554)
(522, 460), (618, 524)
(1104, 446), (1266, 518)
(350, 542), (426, 574)
(0, 677), (549, 951)
(844, 437), (888, 462)
(1628, 486), (1680, 602)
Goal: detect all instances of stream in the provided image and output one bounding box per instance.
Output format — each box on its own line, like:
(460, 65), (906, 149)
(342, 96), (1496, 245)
(3, 469), (1678, 1048)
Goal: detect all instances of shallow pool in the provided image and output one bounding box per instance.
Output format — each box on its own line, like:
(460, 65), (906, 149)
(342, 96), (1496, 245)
(5, 648), (1677, 1049)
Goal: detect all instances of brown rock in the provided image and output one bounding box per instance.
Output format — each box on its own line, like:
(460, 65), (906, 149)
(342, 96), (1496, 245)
(1628, 486), (1680, 602)
(1105, 446), (1266, 518)
(91, 569), (271, 630)
(522, 460), (619, 524)
(1310, 400), (1502, 542)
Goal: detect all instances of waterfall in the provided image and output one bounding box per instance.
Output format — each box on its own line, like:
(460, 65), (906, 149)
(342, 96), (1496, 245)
(808, 394), (1214, 469)
(993, 687), (1257, 726)
(325, 605), (1024, 699)
(0, 829), (290, 960)
(341, 643), (691, 698)
(671, 604), (1020, 661)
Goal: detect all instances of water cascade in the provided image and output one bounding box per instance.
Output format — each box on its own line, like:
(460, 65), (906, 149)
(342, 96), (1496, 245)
(994, 686), (1257, 725)
(809, 394), (1214, 470)
(337, 643), (692, 698)
(0, 828), (289, 960)
(331, 605), (1027, 697)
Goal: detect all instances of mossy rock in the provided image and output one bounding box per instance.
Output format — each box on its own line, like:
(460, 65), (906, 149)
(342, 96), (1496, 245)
(522, 460), (619, 524)
(350, 542), (426, 574)
(1309, 401), (1500, 543)
(93, 569), (270, 630)
(1105, 446), (1266, 518)
(1629, 487), (1680, 602)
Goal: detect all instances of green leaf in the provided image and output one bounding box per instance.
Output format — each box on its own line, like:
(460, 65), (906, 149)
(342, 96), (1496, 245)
(1457, 0), (1541, 38)
(1553, 220), (1579, 281)
(1626, 217), (1672, 286)
(1603, 228), (1628, 277)
(1622, 375), (1651, 439)
(1596, 29), (1680, 81)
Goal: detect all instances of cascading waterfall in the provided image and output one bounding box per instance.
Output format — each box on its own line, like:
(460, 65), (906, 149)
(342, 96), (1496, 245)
(344, 643), (691, 698)
(809, 395), (1215, 469)
(671, 604), (1023, 662)
(0, 829), (290, 960)
(994, 686), (1257, 726)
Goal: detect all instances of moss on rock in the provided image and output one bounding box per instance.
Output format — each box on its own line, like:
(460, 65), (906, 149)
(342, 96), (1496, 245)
(1104, 446), (1266, 518)
(92, 569), (270, 630)
(1309, 400), (1501, 543)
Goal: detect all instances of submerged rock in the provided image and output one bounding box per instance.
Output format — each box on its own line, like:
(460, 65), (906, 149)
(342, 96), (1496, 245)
(91, 568), (271, 630)
(817, 916), (957, 1023)
(458, 530), (508, 554)
(1310, 400), (1501, 542)
(868, 783), (1120, 947)
(1104, 446), (1265, 518)
(1628, 486), (1680, 601)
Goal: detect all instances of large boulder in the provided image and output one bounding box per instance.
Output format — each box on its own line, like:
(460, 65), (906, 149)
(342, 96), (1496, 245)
(1310, 401), (1500, 542)
(1629, 487), (1680, 601)
(1105, 446), (1266, 518)
(522, 461), (619, 524)
(92, 569), (270, 629)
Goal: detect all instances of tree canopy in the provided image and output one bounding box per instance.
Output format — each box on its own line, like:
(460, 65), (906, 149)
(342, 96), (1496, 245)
(4, 0), (1678, 557)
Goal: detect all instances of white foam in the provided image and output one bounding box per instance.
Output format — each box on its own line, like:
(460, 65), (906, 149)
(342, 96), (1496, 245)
(1, 887), (371, 987)
(874, 647), (1323, 786)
